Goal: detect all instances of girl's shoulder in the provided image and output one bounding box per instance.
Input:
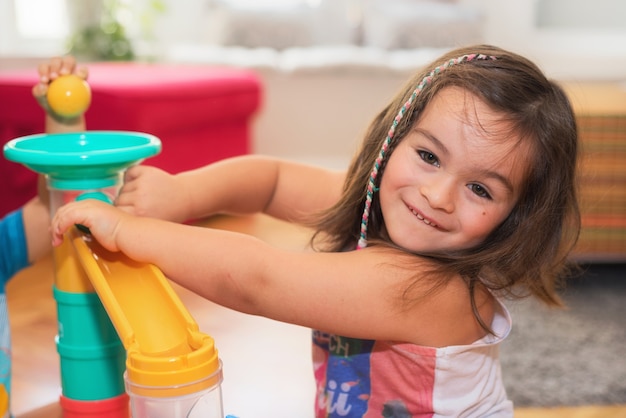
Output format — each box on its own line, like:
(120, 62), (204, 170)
(350, 246), (501, 347)
(410, 276), (501, 347)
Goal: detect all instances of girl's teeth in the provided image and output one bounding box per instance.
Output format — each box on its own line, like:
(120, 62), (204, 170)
(412, 210), (435, 227)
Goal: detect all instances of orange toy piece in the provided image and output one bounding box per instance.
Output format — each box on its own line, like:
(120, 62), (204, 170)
(47, 74), (92, 118)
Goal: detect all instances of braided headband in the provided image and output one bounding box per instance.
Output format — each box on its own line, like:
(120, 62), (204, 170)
(356, 53), (497, 250)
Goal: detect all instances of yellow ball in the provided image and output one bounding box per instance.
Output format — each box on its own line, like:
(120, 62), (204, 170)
(47, 74), (92, 118)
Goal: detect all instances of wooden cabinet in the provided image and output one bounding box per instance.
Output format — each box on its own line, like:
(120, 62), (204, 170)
(562, 82), (626, 261)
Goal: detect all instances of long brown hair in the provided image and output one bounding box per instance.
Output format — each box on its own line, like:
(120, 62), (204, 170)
(311, 44), (581, 329)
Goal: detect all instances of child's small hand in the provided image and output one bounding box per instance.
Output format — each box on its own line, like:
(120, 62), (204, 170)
(32, 55), (89, 123)
(51, 199), (127, 252)
(116, 165), (191, 223)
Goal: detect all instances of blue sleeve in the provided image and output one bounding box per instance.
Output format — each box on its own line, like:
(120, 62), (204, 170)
(0, 208), (29, 289)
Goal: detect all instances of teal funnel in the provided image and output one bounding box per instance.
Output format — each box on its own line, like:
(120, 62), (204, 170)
(3, 131), (161, 190)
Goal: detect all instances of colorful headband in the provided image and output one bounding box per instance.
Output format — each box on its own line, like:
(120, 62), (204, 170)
(356, 53), (497, 250)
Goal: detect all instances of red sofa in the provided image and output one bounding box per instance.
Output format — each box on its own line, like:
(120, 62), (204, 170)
(0, 62), (262, 217)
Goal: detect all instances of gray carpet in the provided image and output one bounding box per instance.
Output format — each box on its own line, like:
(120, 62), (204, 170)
(500, 263), (626, 407)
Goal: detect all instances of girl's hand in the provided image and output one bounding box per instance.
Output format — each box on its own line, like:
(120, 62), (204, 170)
(32, 55), (89, 125)
(51, 199), (129, 252)
(116, 165), (192, 223)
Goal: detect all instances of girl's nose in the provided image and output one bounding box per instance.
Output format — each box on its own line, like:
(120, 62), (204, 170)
(420, 175), (455, 213)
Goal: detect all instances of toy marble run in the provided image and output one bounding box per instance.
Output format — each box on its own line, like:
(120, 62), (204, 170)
(4, 131), (224, 418)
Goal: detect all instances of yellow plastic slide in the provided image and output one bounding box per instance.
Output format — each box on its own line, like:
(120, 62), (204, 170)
(66, 227), (221, 396)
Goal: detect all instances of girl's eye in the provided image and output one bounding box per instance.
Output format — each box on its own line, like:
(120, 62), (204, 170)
(418, 150), (440, 167)
(469, 184), (492, 200)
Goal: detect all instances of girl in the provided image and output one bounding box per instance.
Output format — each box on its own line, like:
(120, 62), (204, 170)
(1, 55), (87, 413)
(51, 44), (580, 417)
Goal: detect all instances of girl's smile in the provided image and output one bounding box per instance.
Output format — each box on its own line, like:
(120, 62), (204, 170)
(407, 203), (442, 230)
(379, 87), (530, 254)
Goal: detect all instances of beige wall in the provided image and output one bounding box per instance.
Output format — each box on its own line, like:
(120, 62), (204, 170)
(252, 68), (412, 168)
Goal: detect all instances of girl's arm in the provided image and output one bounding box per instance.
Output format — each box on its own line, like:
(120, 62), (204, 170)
(21, 197), (51, 264)
(52, 200), (488, 347)
(116, 156), (346, 224)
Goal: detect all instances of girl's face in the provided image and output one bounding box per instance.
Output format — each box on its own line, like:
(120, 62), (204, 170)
(379, 87), (530, 253)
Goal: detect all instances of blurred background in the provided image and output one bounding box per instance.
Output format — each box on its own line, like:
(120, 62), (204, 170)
(2, 0), (626, 80)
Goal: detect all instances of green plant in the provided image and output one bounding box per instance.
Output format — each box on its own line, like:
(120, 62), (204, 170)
(67, 0), (166, 61)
